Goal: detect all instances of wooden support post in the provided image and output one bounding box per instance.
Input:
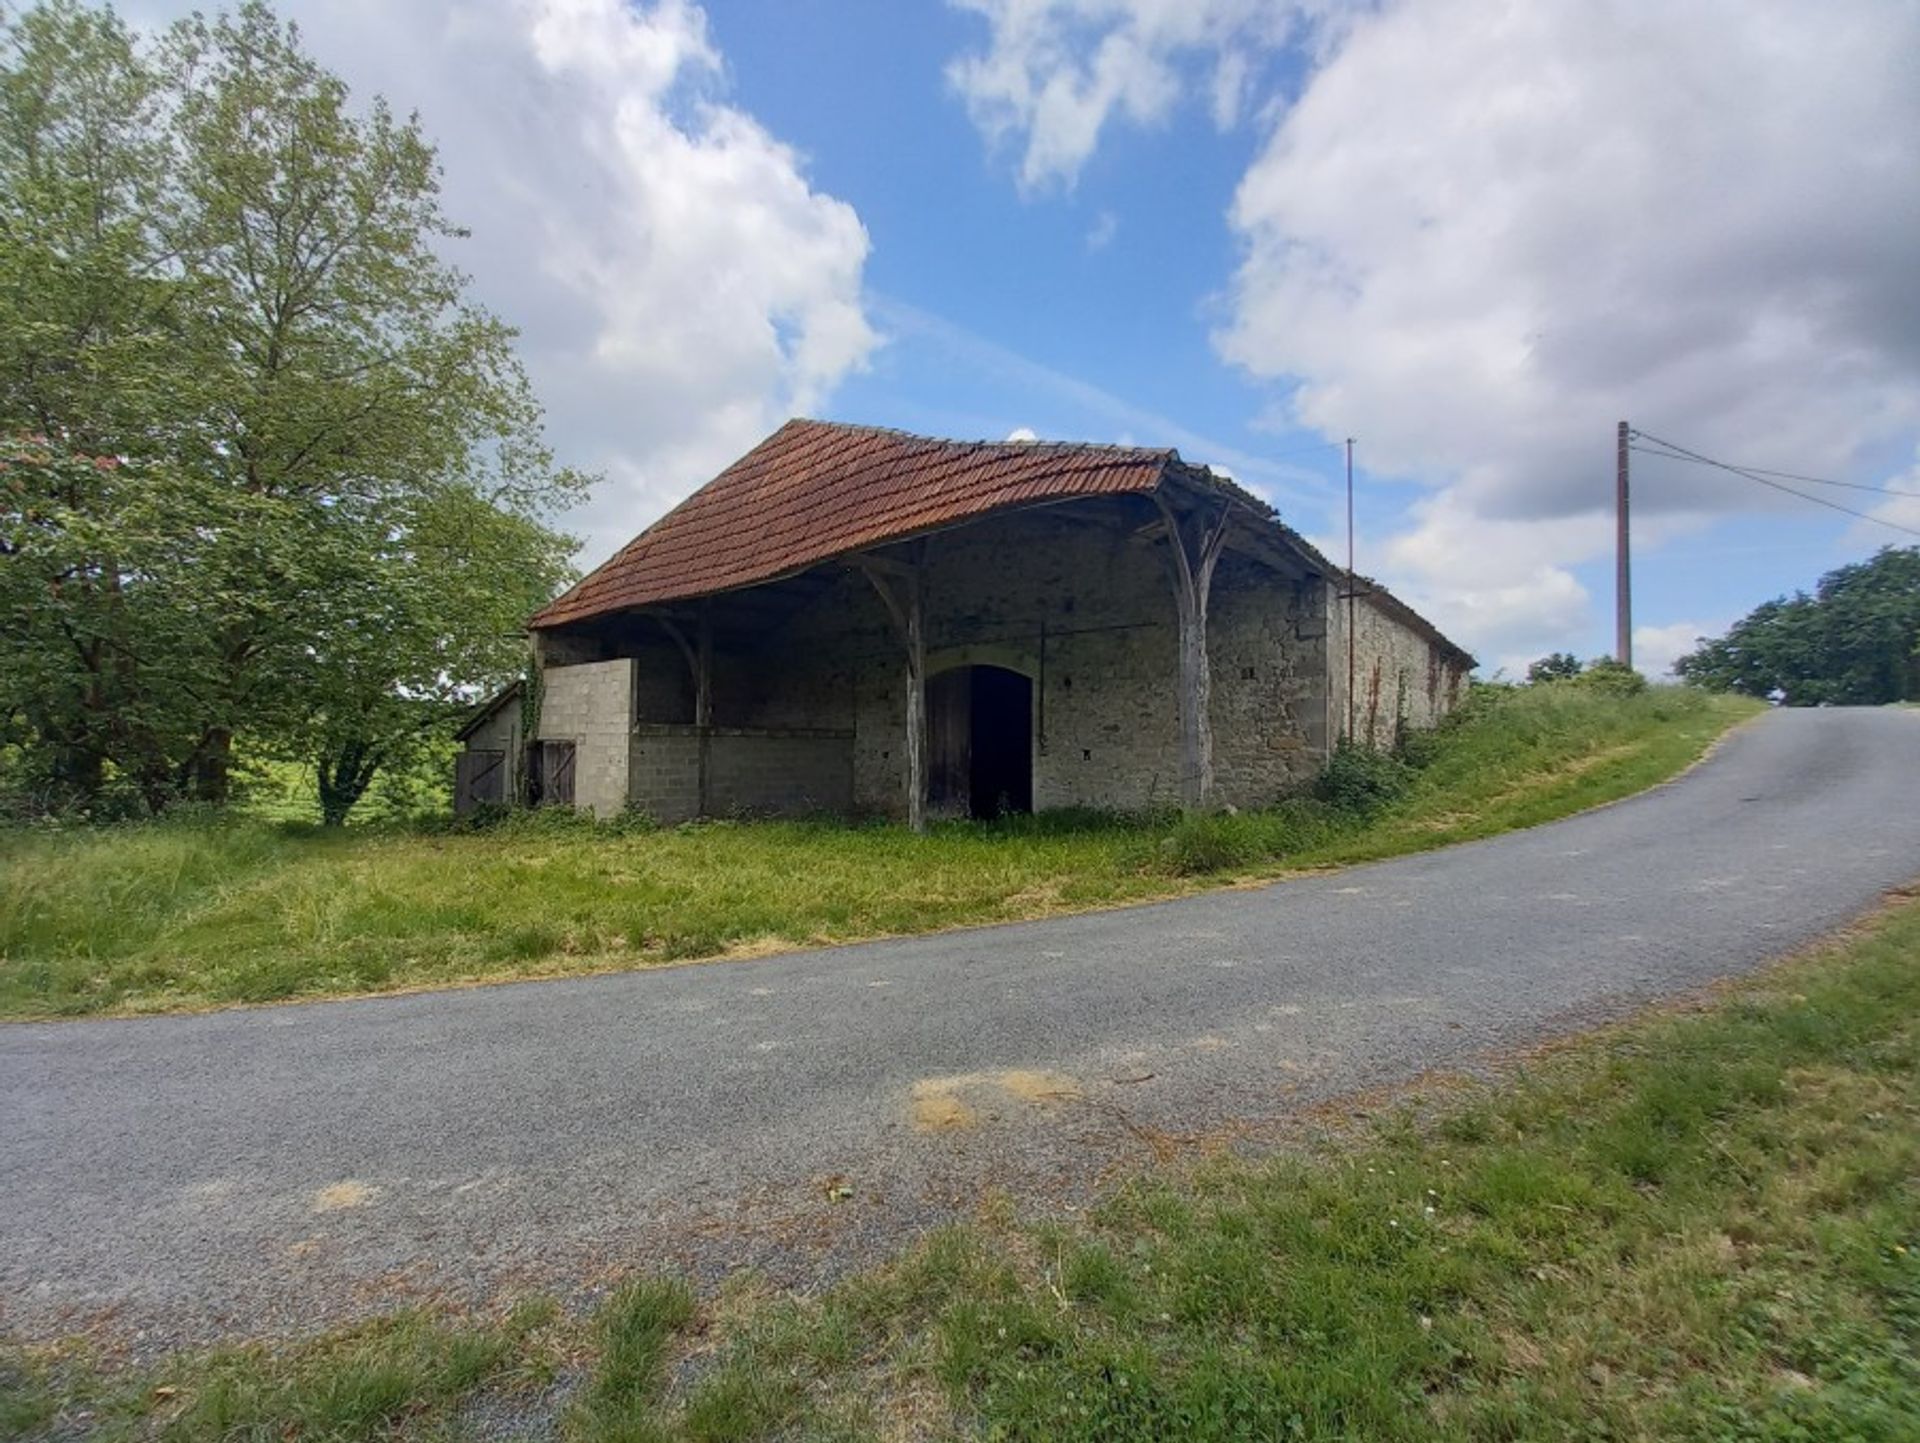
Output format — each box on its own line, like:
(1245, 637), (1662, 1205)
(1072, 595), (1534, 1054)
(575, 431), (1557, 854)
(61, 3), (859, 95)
(1154, 493), (1231, 813)
(653, 609), (713, 816)
(694, 604), (713, 816)
(859, 554), (927, 833)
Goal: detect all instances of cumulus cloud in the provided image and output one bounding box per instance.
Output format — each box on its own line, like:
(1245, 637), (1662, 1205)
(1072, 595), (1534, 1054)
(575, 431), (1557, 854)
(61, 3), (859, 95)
(1633, 621), (1718, 682)
(946, 0), (1306, 190)
(950, 0), (1920, 667)
(135, 0), (876, 563)
(1858, 447), (1920, 540)
(1216, 0), (1920, 662)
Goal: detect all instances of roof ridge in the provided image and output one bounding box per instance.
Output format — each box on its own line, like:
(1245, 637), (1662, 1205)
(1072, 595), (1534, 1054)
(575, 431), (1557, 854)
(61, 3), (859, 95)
(785, 416), (1178, 461)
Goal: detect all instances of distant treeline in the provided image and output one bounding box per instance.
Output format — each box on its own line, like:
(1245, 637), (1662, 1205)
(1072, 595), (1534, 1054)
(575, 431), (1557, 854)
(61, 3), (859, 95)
(1676, 547), (1920, 705)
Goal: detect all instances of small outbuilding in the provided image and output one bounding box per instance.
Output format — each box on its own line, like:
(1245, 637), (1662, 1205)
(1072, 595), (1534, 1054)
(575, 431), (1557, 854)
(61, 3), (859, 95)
(472, 420), (1473, 825)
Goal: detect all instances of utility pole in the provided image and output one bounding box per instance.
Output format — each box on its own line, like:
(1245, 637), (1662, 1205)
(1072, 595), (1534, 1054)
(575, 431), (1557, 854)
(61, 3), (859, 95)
(1616, 421), (1632, 669)
(1346, 437), (1356, 742)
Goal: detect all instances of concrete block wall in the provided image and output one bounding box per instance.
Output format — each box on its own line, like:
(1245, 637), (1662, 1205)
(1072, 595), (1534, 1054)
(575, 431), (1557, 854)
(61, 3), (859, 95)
(629, 728), (701, 821)
(537, 658), (634, 817)
(709, 731), (853, 816)
(627, 725), (853, 822)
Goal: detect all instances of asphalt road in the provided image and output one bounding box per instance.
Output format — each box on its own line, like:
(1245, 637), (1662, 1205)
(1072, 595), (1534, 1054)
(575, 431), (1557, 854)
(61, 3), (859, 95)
(6, 706), (1920, 1349)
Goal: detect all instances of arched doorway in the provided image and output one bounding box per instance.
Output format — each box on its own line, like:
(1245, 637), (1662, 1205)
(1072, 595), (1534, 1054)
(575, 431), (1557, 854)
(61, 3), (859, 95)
(926, 664), (1033, 819)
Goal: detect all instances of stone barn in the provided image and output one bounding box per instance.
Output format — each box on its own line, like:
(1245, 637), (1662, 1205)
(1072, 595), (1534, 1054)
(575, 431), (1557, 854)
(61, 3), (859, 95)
(469, 420), (1473, 825)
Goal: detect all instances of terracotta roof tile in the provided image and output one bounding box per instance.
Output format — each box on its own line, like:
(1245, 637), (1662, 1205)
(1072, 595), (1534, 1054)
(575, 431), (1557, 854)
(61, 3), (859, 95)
(532, 420), (1178, 627)
(529, 417), (1476, 669)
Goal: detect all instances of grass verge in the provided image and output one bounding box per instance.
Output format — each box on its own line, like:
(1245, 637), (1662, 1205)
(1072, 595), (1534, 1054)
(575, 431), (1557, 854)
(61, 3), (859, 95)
(0, 686), (1758, 1018)
(9, 884), (1916, 1440)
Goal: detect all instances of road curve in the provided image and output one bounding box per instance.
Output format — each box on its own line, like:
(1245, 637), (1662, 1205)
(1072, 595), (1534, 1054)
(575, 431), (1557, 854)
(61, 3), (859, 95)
(5, 707), (1919, 1348)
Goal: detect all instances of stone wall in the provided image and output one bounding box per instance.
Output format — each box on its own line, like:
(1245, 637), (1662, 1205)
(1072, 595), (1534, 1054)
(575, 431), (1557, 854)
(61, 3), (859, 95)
(537, 658), (634, 817)
(1329, 593), (1469, 749)
(1208, 555), (1333, 804)
(630, 636), (693, 724)
(532, 504), (1463, 821)
(842, 510), (1329, 815)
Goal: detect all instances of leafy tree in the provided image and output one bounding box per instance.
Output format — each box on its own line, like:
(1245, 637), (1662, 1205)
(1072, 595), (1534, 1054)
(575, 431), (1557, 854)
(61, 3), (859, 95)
(0, 1), (583, 820)
(292, 487), (572, 825)
(1676, 547), (1920, 705)
(0, 435), (325, 812)
(1527, 652), (1583, 684)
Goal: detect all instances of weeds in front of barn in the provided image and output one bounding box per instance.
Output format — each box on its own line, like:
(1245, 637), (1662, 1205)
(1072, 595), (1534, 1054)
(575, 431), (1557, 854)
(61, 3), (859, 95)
(0, 687), (1756, 1018)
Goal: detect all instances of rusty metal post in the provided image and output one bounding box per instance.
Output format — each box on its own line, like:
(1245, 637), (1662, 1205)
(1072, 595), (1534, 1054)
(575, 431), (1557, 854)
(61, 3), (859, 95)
(1346, 437), (1356, 743)
(1617, 421), (1632, 669)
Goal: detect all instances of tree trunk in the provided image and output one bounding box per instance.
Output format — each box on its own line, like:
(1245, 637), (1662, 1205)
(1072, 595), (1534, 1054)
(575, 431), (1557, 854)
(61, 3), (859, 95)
(51, 745), (105, 808)
(189, 727), (233, 805)
(316, 741), (382, 826)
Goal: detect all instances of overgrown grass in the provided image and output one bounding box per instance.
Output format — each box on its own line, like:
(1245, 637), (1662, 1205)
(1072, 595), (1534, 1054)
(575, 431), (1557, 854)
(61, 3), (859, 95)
(0, 686), (1757, 1018)
(10, 886), (1916, 1440)
(2, 1302), (563, 1443)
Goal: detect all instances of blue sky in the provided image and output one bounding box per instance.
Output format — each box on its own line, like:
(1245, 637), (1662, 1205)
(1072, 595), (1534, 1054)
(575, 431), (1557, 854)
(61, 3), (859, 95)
(134, 0), (1920, 675)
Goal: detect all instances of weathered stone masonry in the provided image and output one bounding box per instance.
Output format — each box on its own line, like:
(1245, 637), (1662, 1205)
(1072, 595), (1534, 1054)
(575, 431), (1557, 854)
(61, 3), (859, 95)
(489, 420), (1474, 824)
(530, 508), (1357, 820)
(1330, 590), (1472, 749)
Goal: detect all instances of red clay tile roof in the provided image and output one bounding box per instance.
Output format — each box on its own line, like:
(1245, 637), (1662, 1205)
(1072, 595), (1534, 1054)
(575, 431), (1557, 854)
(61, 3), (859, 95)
(530, 418), (1476, 669)
(532, 419), (1185, 628)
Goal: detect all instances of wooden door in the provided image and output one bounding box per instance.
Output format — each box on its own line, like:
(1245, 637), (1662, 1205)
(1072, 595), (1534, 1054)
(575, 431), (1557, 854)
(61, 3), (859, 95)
(454, 749), (505, 815)
(925, 669), (971, 815)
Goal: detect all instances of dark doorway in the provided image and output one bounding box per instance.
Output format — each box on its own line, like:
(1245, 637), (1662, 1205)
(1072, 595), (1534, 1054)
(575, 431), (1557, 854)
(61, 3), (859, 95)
(969, 666), (1032, 818)
(926, 665), (1032, 819)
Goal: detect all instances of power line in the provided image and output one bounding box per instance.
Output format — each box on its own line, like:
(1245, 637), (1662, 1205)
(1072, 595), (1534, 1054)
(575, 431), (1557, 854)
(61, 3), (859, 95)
(1629, 438), (1920, 499)
(1260, 439), (1351, 464)
(1628, 428), (1920, 541)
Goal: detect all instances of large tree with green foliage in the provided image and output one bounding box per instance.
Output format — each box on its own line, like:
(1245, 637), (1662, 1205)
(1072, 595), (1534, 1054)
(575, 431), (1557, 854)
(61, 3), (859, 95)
(0, 0), (581, 820)
(1675, 547), (1920, 705)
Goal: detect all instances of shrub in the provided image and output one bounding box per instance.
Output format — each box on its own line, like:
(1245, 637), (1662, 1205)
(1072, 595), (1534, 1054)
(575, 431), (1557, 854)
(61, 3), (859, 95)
(1313, 741), (1415, 817)
(1573, 657), (1649, 696)
(1162, 813), (1266, 874)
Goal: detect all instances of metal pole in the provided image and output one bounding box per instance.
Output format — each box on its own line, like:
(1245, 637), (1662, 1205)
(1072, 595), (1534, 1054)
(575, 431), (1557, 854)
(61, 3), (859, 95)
(1616, 421), (1632, 669)
(1346, 437), (1356, 742)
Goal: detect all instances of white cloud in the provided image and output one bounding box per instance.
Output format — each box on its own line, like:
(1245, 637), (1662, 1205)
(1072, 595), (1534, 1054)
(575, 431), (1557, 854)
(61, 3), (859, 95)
(1005, 425), (1041, 441)
(950, 0), (1920, 667)
(135, 0), (877, 564)
(1085, 209), (1119, 250)
(1857, 446), (1920, 541)
(1633, 621), (1718, 682)
(946, 0), (1306, 190)
(1216, 0), (1920, 664)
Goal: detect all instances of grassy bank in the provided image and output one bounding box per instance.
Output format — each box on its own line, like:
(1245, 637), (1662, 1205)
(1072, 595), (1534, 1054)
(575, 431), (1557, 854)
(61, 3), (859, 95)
(9, 881), (1915, 1441)
(0, 686), (1756, 1019)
